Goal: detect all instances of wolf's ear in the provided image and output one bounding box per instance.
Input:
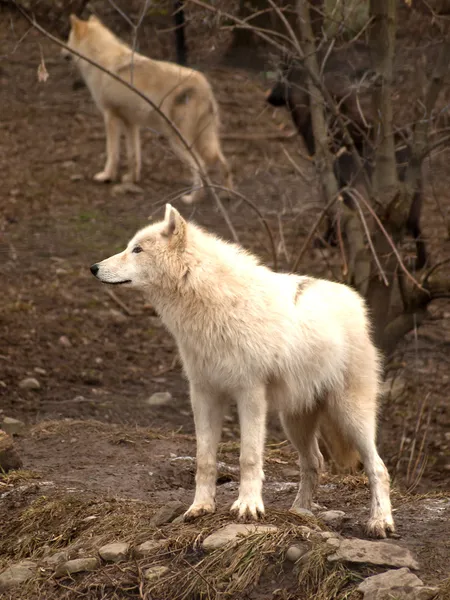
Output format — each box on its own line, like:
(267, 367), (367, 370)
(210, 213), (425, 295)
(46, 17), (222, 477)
(70, 14), (88, 38)
(162, 204), (186, 248)
(88, 14), (100, 22)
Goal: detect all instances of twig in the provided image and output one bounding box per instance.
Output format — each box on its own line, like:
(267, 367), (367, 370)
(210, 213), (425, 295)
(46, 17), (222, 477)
(281, 147), (314, 184)
(291, 194), (341, 272)
(336, 206), (348, 278)
(346, 189), (389, 286)
(105, 288), (137, 317)
(151, 354), (179, 377)
(350, 187), (425, 292)
(221, 131), (297, 141)
(208, 184), (278, 271)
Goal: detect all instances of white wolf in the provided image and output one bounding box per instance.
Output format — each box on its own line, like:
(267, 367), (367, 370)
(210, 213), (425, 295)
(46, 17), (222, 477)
(90, 205), (395, 538)
(62, 15), (232, 204)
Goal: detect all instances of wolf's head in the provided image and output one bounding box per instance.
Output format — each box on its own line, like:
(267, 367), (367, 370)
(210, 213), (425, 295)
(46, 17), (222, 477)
(61, 14), (105, 61)
(90, 205), (189, 293)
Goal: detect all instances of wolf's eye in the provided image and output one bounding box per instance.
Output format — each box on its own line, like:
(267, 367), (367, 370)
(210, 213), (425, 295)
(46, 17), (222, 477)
(132, 246), (143, 254)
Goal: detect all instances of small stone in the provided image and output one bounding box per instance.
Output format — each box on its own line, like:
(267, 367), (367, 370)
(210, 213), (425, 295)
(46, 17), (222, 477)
(317, 531), (340, 540)
(98, 542), (129, 563)
(0, 561), (37, 591)
(134, 540), (166, 559)
(358, 568), (423, 595)
(0, 431), (23, 471)
(18, 377), (40, 390)
(286, 543), (309, 562)
(112, 182), (144, 196)
(34, 367), (47, 375)
(151, 501), (185, 526)
(108, 309), (128, 324)
(327, 538), (420, 570)
(54, 557), (99, 577)
(144, 565), (169, 582)
(41, 551), (69, 568)
(147, 392), (173, 407)
(59, 335), (72, 348)
(2, 417), (26, 437)
(70, 174), (84, 182)
(202, 524), (278, 551)
(318, 510), (346, 527)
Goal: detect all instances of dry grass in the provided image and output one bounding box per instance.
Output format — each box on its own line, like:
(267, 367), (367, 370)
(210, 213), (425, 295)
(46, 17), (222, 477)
(297, 541), (359, 600)
(0, 485), (354, 600)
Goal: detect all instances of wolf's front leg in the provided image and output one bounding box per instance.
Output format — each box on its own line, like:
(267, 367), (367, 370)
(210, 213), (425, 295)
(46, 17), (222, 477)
(184, 384), (225, 521)
(231, 385), (267, 520)
(94, 110), (122, 182)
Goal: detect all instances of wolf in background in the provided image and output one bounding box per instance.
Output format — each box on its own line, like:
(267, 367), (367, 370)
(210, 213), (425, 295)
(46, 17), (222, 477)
(63, 15), (232, 204)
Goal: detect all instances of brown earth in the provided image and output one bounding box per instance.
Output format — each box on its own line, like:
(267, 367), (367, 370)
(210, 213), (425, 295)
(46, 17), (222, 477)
(0, 2), (449, 598)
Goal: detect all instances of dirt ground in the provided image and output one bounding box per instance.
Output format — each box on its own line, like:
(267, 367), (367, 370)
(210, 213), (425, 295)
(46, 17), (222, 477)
(0, 2), (450, 598)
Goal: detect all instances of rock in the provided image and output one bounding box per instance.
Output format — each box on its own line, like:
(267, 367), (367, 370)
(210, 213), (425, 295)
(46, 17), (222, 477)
(0, 431), (23, 471)
(2, 417), (26, 436)
(202, 524), (278, 551)
(362, 586), (439, 600)
(54, 557), (99, 577)
(318, 510), (346, 527)
(286, 543), (310, 562)
(34, 367), (47, 375)
(327, 538), (420, 570)
(144, 565), (169, 582)
(289, 507), (314, 518)
(98, 542), (129, 563)
(112, 182), (144, 196)
(41, 551), (69, 568)
(0, 561), (37, 591)
(59, 335), (72, 348)
(18, 377), (40, 390)
(358, 568), (423, 595)
(151, 501), (185, 526)
(134, 540), (166, 559)
(147, 392), (173, 407)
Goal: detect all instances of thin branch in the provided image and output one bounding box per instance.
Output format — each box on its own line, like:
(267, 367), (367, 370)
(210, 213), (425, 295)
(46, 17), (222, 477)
(350, 187), (425, 291)
(346, 189), (389, 286)
(208, 184), (277, 271)
(291, 194), (341, 273)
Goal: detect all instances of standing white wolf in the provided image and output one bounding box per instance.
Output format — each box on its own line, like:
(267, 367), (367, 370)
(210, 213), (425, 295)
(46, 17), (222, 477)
(62, 15), (232, 204)
(90, 205), (395, 538)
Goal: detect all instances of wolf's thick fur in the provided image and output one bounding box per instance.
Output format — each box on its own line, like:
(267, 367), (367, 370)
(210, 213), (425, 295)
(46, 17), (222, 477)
(63, 15), (232, 203)
(90, 205), (395, 538)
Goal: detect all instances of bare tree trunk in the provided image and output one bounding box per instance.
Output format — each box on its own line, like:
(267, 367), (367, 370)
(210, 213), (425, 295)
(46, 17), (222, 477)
(296, 0), (370, 292)
(365, 0), (400, 349)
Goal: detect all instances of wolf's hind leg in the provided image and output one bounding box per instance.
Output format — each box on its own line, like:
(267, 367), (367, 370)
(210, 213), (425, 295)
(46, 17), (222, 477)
(280, 408), (323, 513)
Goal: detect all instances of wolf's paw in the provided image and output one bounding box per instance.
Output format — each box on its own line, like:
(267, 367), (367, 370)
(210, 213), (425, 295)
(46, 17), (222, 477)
(366, 516), (396, 539)
(230, 496), (265, 521)
(121, 172), (139, 183)
(183, 502), (215, 522)
(94, 171), (115, 183)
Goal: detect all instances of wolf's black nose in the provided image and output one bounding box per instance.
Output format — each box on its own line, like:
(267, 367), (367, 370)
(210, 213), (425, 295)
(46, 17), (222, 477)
(90, 264), (99, 276)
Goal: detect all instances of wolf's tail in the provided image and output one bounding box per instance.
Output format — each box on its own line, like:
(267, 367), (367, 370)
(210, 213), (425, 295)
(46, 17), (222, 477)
(318, 413), (361, 473)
